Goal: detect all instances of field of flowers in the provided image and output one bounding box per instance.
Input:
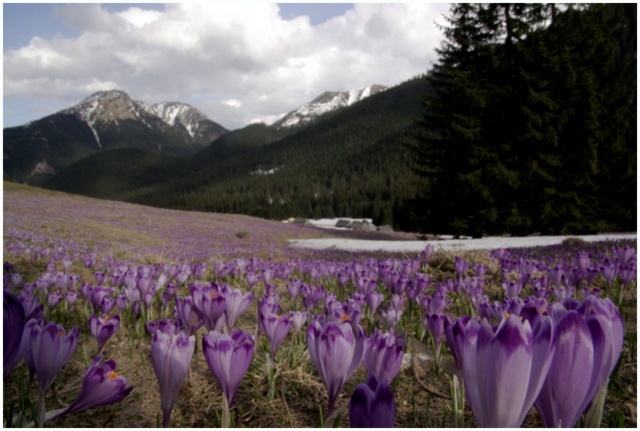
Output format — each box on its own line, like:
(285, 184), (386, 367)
(3, 181), (637, 427)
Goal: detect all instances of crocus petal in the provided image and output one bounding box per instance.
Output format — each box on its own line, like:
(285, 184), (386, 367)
(476, 316), (533, 428)
(349, 383), (372, 428)
(535, 311), (594, 428)
(203, 329), (254, 406)
(517, 314), (555, 426)
(4, 292), (26, 378)
(349, 375), (395, 428)
(151, 330), (195, 426)
(59, 356), (133, 417)
(30, 322), (78, 391)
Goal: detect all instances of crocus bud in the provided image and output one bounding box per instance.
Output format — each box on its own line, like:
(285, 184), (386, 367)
(307, 320), (365, 416)
(261, 312), (292, 359)
(222, 288), (252, 330)
(89, 314), (120, 351)
(364, 329), (403, 384)
(29, 321), (79, 391)
(445, 314), (555, 428)
(151, 330), (195, 427)
(202, 329), (255, 406)
(349, 375), (395, 428)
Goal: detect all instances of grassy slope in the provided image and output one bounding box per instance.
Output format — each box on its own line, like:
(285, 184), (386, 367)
(3, 181), (636, 428)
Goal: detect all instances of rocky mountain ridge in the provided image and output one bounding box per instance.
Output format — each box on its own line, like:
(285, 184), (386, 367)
(272, 84), (388, 129)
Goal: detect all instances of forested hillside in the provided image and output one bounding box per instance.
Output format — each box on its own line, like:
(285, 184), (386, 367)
(45, 77), (434, 229)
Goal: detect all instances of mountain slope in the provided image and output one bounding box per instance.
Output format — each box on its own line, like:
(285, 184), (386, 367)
(44, 76), (435, 229)
(3, 90), (228, 185)
(272, 84), (387, 129)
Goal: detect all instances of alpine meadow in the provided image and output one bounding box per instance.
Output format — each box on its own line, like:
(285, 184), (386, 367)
(3, 3), (637, 429)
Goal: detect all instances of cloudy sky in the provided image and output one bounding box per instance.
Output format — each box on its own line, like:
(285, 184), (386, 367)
(3, 3), (450, 131)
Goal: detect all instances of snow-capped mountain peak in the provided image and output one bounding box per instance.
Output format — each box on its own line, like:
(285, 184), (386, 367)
(151, 102), (209, 138)
(63, 90), (150, 123)
(272, 84), (387, 129)
(60, 90), (227, 144)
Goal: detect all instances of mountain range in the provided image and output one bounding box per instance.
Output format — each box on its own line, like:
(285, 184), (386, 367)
(3, 85), (388, 185)
(5, 76), (434, 230)
(3, 90), (228, 184)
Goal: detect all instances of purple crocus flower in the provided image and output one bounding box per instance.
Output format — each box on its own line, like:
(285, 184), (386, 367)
(454, 256), (470, 276)
(244, 271), (260, 289)
(364, 329), (403, 384)
(286, 278), (302, 300)
(534, 309), (593, 428)
(618, 265), (636, 287)
(445, 314), (555, 428)
(49, 355), (133, 421)
(535, 297), (624, 427)
(202, 329), (255, 406)
(365, 291), (384, 316)
(174, 296), (203, 336)
(30, 321), (79, 391)
(307, 319), (366, 415)
(101, 296), (116, 314)
(349, 375), (395, 428)
(380, 307), (402, 328)
(191, 283), (226, 331)
(420, 244), (435, 265)
(613, 245), (636, 266)
(90, 286), (113, 311)
(222, 288), (253, 330)
(290, 311), (308, 333)
(4, 292), (25, 379)
(151, 330), (195, 427)
(262, 312), (292, 359)
(89, 314), (120, 351)
(502, 280), (524, 298)
(47, 292), (62, 309)
(65, 291), (79, 305)
(425, 313), (446, 355)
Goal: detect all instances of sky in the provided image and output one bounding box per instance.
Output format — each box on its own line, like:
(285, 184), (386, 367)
(3, 3), (450, 131)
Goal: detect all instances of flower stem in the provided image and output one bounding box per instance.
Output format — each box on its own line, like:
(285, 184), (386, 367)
(37, 388), (46, 428)
(585, 380), (608, 428)
(221, 393), (231, 428)
(266, 353), (276, 401)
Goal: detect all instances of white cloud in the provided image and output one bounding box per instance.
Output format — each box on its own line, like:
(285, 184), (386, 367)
(3, 3), (450, 131)
(117, 7), (163, 29)
(222, 98), (242, 108)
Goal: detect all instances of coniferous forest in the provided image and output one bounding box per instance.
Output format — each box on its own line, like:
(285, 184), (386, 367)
(410, 3), (636, 236)
(42, 3), (636, 236)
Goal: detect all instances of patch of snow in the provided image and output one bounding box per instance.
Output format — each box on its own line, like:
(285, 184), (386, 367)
(30, 160), (56, 176)
(186, 120), (198, 138)
(250, 166), (280, 176)
(86, 121), (101, 148)
(275, 85), (386, 129)
(289, 233), (637, 253)
(298, 218), (373, 229)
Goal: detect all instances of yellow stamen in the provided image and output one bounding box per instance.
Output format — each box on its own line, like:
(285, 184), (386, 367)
(210, 292), (217, 298)
(107, 371), (118, 381)
(341, 313), (350, 322)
